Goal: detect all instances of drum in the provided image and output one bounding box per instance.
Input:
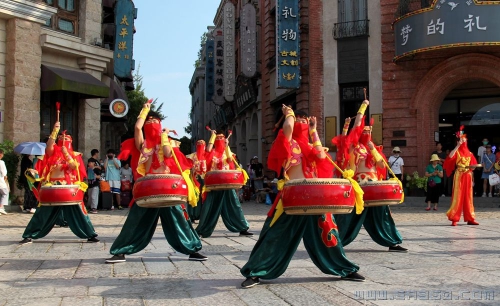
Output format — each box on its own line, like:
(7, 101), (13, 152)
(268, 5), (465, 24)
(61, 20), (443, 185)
(281, 178), (355, 215)
(133, 174), (188, 208)
(204, 170), (244, 191)
(39, 184), (84, 206)
(361, 180), (403, 207)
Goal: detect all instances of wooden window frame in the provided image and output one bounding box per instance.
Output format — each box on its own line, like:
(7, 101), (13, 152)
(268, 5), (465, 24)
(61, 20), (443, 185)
(37, 0), (79, 36)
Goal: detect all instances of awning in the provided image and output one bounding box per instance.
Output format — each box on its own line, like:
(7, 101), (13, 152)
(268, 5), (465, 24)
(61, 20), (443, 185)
(41, 65), (109, 98)
(101, 79), (128, 105)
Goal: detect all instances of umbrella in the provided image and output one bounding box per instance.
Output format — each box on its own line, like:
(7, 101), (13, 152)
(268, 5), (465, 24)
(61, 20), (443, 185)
(13, 142), (46, 156)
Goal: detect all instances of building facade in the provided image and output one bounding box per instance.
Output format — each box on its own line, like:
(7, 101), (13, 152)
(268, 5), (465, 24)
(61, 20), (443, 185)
(1, 0), (135, 192)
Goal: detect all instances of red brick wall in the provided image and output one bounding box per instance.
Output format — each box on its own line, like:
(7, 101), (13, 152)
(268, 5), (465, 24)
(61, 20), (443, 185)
(381, 0), (500, 175)
(260, 0), (324, 169)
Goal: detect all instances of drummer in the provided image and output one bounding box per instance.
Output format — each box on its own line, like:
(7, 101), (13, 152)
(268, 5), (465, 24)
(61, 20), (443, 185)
(185, 140), (208, 223)
(240, 105), (365, 289)
(195, 130), (253, 238)
(333, 99), (408, 252)
(19, 121), (99, 245)
(105, 100), (207, 263)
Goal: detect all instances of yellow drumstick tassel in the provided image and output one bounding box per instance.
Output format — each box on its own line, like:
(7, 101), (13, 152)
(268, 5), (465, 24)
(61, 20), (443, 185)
(325, 155), (364, 214)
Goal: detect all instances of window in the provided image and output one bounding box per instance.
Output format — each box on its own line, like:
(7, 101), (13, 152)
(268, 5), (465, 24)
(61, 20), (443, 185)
(338, 0), (367, 23)
(39, 0), (79, 35)
(40, 91), (80, 149)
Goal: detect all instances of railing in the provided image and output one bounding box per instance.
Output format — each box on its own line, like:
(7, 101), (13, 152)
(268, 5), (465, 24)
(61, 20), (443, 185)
(333, 20), (369, 40)
(395, 0), (432, 18)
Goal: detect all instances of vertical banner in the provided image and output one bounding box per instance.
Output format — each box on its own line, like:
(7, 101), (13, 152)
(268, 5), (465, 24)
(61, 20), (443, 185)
(240, 3), (257, 78)
(114, 0), (136, 81)
(276, 0), (300, 89)
(213, 28), (225, 105)
(205, 39), (215, 102)
(223, 2), (236, 101)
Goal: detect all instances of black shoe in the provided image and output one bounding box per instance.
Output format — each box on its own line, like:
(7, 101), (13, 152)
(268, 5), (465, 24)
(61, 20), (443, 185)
(241, 277), (260, 288)
(389, 245), (408, 252)
(87, 237), (100, 243)
(188, 252), (208, 261)
(239, 230), (254, 236)
(19, 238), (32, 245)
(105, 254), (126, 263)
(118, 206), (123, 210)
(341, 272), (365, 282)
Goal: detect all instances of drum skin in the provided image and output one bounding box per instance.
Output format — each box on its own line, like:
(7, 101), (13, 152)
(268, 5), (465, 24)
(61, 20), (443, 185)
(281, 178), (355, 215)
(133, 174), (188, 208)
(204, 170), (244, 191)
(39, 185), (84, 206)
(361, 180), (403, 207)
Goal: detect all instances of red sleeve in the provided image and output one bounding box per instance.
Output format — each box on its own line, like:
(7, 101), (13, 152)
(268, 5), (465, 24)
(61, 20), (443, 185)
(164, 147), (192, 175)
(443, 154), (457, 177)
(118, 138), (141, 180)
(376, 146), (388, 180)
(267, 130), (291, 174)
(76, 155), (87, 180)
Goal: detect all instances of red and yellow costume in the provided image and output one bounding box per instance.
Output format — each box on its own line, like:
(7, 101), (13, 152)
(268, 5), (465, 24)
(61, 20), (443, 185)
(444, 128), (478, 225)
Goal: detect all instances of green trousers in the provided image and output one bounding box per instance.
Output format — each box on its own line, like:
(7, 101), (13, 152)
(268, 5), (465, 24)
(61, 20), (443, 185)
(196, 189), (249, 238)
(240, 212), (359, 280)
(22, 205), (97, 239)
(187, 178), (203, 221)
(334, 205), (403, 247)
(110, 203), (202, 256)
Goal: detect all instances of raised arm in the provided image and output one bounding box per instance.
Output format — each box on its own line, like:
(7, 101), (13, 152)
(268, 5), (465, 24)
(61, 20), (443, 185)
(161, 128), (173, 158)
(135, 100), (152, 151)
(282, 104), (295, 142)
(206, 130), (216, 152)
(354, 100), (369, 128)
(46, 121), (60, 156)
(449, 138), (465, 158)
(342, 117), (351, 136)
(309, 116), (326, 159)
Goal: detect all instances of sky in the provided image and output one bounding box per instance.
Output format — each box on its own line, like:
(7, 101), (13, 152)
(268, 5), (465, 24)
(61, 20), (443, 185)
(132, 1), (221, 138)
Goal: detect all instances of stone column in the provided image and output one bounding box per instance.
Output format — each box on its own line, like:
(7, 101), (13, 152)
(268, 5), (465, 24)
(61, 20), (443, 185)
(4, 18), (42, 144)
(79, 0), (103, 45)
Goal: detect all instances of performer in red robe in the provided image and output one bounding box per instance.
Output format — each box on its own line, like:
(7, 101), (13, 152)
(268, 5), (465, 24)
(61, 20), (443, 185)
(444, 126), (479, 226)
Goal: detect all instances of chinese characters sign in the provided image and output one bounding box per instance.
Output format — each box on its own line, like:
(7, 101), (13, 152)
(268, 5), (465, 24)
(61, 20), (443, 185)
(240, 3), (257, 78)
(223, 2), (235, 102)
(394, 1), (500, 61)
(213, 28), (225, 105)
(276, 0), (300, 89)
(114, 0), (136, 81)
(213, 105), (226, 128)
(205, 39), (215, 102)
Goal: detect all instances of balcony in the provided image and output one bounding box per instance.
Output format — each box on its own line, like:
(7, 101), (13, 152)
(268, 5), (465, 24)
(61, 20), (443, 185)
(333, 20), (369, 40)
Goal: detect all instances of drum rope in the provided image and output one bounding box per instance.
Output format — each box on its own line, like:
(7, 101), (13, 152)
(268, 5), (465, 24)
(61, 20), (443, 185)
(170, 148), (199, 207)
(380, 158), (405, 204)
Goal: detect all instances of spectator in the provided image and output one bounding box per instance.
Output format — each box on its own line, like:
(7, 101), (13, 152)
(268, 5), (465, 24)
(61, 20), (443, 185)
(251, 156), (264, 192)
(425, 154), (443, 211)
(481, 144), (495, 197)
(477, 138), (489, 163)
(0, 149), (9, 215)
(120, 162), (133, 183)
(388, 147), (404, 182)
(475, 138), (489, 196)
(19, 155), (37, 213)
(432, 142), (448, 197)
(87, 149), (101, 212)
(88, 168), (101, 214)
(104, 149), (122, 210)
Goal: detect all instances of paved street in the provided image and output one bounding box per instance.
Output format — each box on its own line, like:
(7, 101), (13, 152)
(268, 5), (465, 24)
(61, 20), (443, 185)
(1, 197), (500, 305)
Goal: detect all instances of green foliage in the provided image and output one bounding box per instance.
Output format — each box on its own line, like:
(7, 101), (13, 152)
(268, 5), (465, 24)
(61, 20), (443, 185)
(406, 171), (428, 191)
(124, 66), (165, 139)
(178, 136), (192, 155)
(194, 32), (208, 68)
(0, 140), (20, 196)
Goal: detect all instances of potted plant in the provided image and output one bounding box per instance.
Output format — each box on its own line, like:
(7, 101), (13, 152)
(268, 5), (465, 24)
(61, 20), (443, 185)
(406, 171), (428, 196)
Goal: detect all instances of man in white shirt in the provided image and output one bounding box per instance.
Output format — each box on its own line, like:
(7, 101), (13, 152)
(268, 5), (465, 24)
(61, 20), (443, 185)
(388, 147), (404, 182)
(0, 149), (9, 215)
(477, 138), (489, 163)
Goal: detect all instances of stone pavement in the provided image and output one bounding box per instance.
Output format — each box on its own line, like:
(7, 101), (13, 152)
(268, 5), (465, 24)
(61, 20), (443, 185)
(1, 197), (500, 306)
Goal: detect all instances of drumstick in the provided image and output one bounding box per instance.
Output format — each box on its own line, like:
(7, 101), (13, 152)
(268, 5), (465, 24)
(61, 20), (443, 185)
(273, 105), (293, 132)
(56, 101), (60, 122)
(227, 130), (232, 140)
(363, 88), (367, 100)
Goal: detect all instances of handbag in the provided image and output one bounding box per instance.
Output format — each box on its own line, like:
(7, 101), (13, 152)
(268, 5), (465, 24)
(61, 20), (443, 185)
(428, 179), (437, 188)
(489, 173), (500, 186)
(121, 180), (131, 191)
(100, 180), (111, 193)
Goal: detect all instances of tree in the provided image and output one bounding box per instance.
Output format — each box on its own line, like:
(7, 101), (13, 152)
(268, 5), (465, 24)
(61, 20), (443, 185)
(178, 136), (192, 155)
(124, 66), (164, 139)
(193, 32), (208, 68)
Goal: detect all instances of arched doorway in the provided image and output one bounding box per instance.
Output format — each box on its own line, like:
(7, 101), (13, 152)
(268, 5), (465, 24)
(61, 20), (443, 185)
(411, 53), (500, 172)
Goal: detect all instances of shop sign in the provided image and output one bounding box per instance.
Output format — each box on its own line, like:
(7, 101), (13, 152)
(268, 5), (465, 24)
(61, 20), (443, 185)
(205, 39), (215, 102)
(235, 76), (256, 115)
(114, 0), (136, 81)
(394, 1), (500, 61)
(276, 0), (300, 89)
(213, 28), (225, 105)
(224, 2), (236, 101)
(240, 3), (257, 78)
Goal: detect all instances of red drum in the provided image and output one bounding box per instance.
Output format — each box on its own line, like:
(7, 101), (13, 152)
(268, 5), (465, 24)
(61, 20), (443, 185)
(281, 178), (355, 215)
(361, 180), (403, 207)
(204, 170), (244, 191)
(39, 185), (84, 206)
(133, 174), (188, 208)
